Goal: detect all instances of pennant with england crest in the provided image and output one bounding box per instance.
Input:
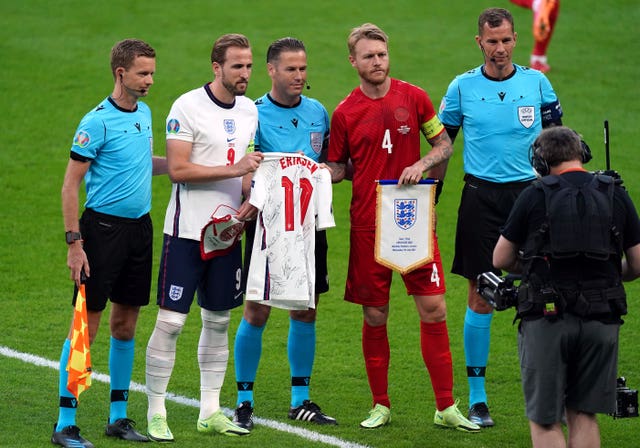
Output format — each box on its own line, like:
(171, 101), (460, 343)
(66, 284), (92, 400)
(375, 179), (437, 274)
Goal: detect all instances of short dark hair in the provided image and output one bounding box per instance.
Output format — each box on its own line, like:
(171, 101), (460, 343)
(110, 39), (155, 78)
(211, 33), (250, 64)
(534, 126), (584, 168)
(267, 37), (306, 63)
(478, 8), (514, 35)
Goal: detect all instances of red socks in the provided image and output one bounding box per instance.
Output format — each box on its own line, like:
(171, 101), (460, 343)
(421, 320), (454, 411)
(362, 321), (390, 408)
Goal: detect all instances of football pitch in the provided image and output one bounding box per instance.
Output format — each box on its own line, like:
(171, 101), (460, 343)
(1, 0), (639, 446)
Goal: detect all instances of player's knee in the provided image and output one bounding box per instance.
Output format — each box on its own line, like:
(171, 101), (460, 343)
(363, 305), (389, 327)
(201, 308), (230, 332)
(156, 307), (187, 336)
(469, 297), (494, 314)
(290, 308), (316, 323)
(243, 301), (270, 326)
(418, 297), (447, 322)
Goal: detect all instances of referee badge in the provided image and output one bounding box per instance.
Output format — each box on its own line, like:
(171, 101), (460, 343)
(310, 132), (323, 154)
(518, 106), (535, 129)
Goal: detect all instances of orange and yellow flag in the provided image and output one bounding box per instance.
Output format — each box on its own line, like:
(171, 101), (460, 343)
(66, 284), (92, 399)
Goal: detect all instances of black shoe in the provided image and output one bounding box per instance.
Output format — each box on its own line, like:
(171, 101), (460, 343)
(233, 401), (255, 431)
(105, 418), (149, 442)
(288, 400), (337, 425)
(51, 423), (95, 448)
(468, 402), (495, 427)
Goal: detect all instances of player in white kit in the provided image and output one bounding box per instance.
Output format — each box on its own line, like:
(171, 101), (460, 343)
(144, 34), (263, 442)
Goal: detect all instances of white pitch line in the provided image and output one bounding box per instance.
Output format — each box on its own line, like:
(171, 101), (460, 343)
(1, 345), (371, 448)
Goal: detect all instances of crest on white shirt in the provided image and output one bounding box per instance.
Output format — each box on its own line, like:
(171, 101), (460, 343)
(224, 119), (236, 134)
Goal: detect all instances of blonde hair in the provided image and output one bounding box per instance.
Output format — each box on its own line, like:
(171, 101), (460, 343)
(347, 23), (388, 55)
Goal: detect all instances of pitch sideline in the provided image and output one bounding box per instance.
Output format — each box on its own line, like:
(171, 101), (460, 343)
(0, 345), (370, 448)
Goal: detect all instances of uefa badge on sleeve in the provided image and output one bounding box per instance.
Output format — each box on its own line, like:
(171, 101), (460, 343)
(200, 205), (245, 260)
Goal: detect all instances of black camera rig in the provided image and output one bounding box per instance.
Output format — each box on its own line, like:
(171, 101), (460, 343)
(476, 272), (520, 311)
(611, 377), (639, 419)
(593, 120), (623, 184)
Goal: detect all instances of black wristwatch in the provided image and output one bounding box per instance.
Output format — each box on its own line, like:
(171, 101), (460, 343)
(65, 231), (83, 244)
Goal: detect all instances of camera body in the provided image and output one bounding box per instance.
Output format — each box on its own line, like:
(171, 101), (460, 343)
(611, 377), (639, 419)
(477, 272), (520, 311)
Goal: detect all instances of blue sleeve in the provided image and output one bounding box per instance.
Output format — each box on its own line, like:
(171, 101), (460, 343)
(438, 77), (462, 127)
(71, 112), (105, 160)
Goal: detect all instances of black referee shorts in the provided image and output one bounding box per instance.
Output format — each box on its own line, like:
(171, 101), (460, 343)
(452, 174), (531, 280)
(76, 208), (153, 311)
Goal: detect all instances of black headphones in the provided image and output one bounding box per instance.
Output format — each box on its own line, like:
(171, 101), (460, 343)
(530, 131), (592, 176)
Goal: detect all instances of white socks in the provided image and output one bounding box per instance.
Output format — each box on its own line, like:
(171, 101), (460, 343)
(145, 308), (231, 421)
(145, 308), (187, 420)
(197, 308), (231, 420)
(531, 55), (548, 64)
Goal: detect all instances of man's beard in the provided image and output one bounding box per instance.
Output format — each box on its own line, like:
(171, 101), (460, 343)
(222, 77), (247, 96)
(359, 66), (389, 85)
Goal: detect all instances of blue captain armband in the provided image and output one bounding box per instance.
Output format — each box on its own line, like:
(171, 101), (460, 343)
(541, 100), (563, 128)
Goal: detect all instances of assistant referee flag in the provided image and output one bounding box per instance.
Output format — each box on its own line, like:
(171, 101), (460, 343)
(66, 284), (92, 399)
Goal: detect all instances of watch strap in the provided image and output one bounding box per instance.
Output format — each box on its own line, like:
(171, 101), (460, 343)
(65, 231), (83, 244)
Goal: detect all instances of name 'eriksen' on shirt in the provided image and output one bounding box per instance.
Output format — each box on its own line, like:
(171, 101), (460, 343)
(279, 156), (318, 174)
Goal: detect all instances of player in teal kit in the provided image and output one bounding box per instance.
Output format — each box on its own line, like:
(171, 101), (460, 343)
(233, 37), (336, 430)
(437, 8), (562, 427)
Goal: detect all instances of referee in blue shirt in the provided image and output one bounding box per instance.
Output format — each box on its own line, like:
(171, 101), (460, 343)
(437, 7), (563, 427)
(53, 39), (167, 448)
(232, 37), (337, 430)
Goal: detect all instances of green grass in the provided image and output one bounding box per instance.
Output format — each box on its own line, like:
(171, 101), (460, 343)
(1, 0), (639, 446)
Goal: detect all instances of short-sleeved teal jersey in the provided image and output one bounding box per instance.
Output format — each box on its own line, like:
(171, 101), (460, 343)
(71, 97), (153, 218)
(254, 93), (329, 162)
(439, 64), (561, 183)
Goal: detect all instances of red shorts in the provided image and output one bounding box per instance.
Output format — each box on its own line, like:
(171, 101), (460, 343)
(345, 229), (446, 307)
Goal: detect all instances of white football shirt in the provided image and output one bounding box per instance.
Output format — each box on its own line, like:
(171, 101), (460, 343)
(163, 84), (258, 241)
(246, 152), (335, 309)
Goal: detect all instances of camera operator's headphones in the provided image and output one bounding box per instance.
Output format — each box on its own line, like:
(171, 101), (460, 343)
(529, 130), (593, 176)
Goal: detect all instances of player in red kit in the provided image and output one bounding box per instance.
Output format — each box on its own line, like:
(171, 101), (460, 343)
(327, 23), (480, 433)
(510, 0), (560, 72)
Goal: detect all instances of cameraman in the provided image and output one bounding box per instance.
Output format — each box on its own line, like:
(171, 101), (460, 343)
(493, 126), (640, 447)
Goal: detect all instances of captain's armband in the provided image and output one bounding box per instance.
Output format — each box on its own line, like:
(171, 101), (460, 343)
(541, 100), (563, 128)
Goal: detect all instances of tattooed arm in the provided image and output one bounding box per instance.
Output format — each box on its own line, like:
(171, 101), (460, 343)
(398, 130), (454, 185)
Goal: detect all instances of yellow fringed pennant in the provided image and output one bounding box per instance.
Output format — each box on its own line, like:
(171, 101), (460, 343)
(375, 180), (436, 274)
